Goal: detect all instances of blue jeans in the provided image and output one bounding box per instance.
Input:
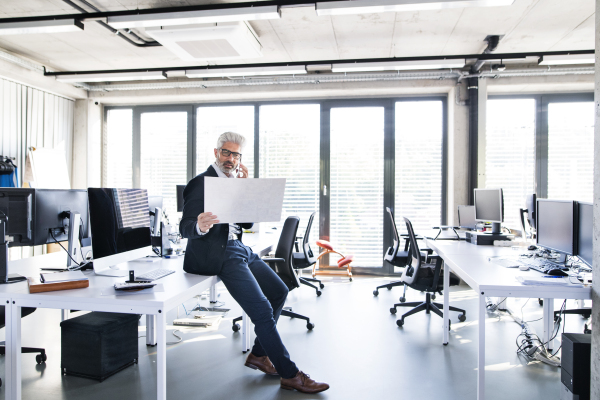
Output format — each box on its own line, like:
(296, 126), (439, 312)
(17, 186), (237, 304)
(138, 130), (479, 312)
(219, 240), (299, 379)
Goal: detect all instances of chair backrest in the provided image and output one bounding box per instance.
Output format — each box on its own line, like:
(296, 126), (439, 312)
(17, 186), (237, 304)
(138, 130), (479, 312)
(384, 207), (400, 263)
(302, 212), (317, 265)
(273, 216), (301, 291)
(399, 217), (422, 286)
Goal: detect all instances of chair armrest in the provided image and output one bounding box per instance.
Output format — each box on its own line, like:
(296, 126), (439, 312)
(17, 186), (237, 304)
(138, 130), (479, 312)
(421, 248), (434, 255)
(262, 257), (285, 263)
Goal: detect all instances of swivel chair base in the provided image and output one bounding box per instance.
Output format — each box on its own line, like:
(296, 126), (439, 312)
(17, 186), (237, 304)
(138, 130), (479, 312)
(390, 293), (466, 327)
(300, 277), (323, 296)
(232, 307), (315, 332)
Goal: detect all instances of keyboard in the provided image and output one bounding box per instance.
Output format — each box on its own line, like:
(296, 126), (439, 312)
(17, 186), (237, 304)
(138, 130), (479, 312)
(490, 258), (521, 268)
(516, 257), (569, 275)
(135, 268), (175, 281)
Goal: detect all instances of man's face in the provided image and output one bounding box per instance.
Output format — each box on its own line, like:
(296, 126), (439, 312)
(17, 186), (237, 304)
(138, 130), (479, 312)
(214, 141), (241, 175)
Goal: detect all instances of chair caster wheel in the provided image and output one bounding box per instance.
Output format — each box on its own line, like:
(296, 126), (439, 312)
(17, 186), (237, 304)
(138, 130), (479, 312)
(306, 322), (314, 330)
(390, 308), (397, 314)
(373, 290), (379, 296)
(36, 354), (47, 364)
(349, 278), (352, 282)
(319, 283), (324, 289)
(316, 290), (322, 296)
(232, 323), (240, 332)
(449, 321), (451, 331)
(399, 297), (406, 303)
(538, 298), (543, 306)
(458, 314), (466, 322)
(396, 319), (404, 327)
(387, 286), (392, 290)
(432, 294), (436, 300)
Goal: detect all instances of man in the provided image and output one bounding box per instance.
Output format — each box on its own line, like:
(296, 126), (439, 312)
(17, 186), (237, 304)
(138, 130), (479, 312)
(180, 132), (329, 394)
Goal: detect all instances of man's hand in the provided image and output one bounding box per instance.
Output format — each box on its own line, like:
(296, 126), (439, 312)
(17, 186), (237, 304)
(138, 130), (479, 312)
(197, 212), (219, 233)
(237, 163), (249, 179)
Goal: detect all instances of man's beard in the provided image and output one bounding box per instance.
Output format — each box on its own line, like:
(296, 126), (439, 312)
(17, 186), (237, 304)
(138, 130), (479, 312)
(216, 158), (236, 175)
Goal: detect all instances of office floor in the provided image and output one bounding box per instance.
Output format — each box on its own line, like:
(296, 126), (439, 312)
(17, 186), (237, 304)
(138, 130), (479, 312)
(0, 275), (589, 400)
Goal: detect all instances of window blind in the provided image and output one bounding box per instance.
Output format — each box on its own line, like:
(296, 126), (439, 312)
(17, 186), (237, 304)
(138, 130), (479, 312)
(548, 102), (594, 203)
(395, 101), (443, 234)
(330, 107), (384, 268)
(486, 99), (536, 229)
(140, 112), (187, 220)
(259, 104), (320, 237)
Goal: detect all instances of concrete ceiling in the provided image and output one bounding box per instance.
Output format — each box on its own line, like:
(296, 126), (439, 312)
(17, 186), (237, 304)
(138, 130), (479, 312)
(0, 0), (594, 73)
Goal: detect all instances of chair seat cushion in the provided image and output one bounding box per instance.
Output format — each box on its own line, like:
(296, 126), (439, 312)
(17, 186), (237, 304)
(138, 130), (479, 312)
(292, 252), (314, 269)
(316, 239), (333, 251)
(337, 255), (353, 268)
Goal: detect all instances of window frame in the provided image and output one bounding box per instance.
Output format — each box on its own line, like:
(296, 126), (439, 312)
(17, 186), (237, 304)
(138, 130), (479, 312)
(104, 96), (448, 274)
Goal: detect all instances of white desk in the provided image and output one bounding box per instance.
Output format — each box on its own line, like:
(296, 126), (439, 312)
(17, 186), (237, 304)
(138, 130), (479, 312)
(3, 232), (277, 400)
(423, 239), (591, 400)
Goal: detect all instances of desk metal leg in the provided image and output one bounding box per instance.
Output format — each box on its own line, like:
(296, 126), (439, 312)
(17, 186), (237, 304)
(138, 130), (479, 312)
(6, 300), (21, 400)
(61, 309), (69, 321)
(443, 263), (450, 345)
(146, 314), (156, 346)
(209, 284), (217, 303)
(543, 298), (554, 351)
(478, 293), (486, 400)
(242, 312), (251, 353)
(156, 311), (166, 400)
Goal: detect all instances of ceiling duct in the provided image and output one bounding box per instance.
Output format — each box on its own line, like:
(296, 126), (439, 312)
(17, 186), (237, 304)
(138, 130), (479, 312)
(145, 22), (262, 61)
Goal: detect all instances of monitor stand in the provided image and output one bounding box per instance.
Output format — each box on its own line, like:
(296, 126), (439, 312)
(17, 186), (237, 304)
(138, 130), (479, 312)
(0, 218), (26, 284)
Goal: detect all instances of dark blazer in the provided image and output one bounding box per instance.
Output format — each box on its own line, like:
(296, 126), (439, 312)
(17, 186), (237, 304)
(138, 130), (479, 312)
(180, 165), (252, 275)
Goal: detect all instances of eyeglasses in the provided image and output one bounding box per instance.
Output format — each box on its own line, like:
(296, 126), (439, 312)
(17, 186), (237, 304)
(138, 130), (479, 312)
(219, 148), (242, 160)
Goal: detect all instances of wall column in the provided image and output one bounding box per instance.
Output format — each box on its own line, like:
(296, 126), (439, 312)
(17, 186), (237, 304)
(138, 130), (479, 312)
(447, 83), (470, 225)
(72, 100), (102, 188)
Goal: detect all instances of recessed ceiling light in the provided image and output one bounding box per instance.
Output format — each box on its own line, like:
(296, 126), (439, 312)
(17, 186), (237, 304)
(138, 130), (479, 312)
(55, 71), (167, 83)
(0, 19), (83, 35)
(316, 0), (515, 16)
(331, 59), (466, 72)
(539, 54), (595, 65)
(185, 65), (307, 78)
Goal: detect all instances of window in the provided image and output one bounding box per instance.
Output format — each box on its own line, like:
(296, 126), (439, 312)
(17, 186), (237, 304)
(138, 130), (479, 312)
(486, 99), (536, 229)
(105, 109), (133, 188)
(395, 101), (443, 233)
(259, 104), (320, 235)
(330, 107), (384, 267)
(196, 106), (254, 178)
(140, 112), (187, 219)
(547, 102), (594, 202)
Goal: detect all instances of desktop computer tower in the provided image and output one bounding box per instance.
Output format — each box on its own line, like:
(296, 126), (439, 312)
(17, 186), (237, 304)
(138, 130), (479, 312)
(561, 333), (591, 400)
(465, 231), (513, 245)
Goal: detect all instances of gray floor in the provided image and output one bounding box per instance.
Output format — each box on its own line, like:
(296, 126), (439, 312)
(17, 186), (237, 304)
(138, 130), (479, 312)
(1, 275), (589, 400)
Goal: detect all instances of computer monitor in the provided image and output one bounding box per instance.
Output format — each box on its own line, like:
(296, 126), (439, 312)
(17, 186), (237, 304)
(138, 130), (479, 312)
(473, 188), (504, 234)
(576, 202), (592, 268)
(0, 188), (89, 282)
(176, 185), (185, 212)
(457, 205), (476, 230)
(536, 199), (575, 261)
(148, 196), (163, 236)
(88, 188), (152, 277)
(525, 193), (536, 229)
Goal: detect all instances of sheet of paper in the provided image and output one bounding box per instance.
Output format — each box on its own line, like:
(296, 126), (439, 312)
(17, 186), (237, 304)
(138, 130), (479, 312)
(204, 177), (286, 224)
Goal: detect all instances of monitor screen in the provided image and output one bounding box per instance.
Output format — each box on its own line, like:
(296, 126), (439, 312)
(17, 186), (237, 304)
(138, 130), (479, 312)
(88, 188), (151, 260)
(458, 205), (476, 229)
(0, 188), (89, 247)
(474, 188), (503, 223)
(536, 199), (575, 255)
(176, 185), (185, 212)
(577, 202), (592, 267)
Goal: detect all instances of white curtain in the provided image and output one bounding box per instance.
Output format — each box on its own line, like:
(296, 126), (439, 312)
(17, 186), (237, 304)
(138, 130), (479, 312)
(0, 77), (75, 259)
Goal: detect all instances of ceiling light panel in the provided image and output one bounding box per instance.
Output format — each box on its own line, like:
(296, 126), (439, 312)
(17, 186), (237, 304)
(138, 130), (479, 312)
(0, 19), (84, 35)
(539, 54), (595, 65)
(332, 59), (466, 72)
(186, 65), (307, 78)
(107, 6), (280, 29)
(316, 0), (515, 16)
(55, 71), (166, 83)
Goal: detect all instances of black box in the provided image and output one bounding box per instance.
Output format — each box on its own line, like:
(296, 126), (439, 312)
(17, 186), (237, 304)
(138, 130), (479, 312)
(61, 312), (139, 381)
(561, 333), (591, 400)
(465, 231), (513, 245)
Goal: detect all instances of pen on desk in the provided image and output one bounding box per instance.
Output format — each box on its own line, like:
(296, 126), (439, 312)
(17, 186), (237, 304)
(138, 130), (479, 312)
(39, 273), (45, 283)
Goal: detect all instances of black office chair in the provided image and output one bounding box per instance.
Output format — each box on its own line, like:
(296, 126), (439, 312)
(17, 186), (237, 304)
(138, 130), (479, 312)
(373, 207), (431, 301)
(0, 306), (47, 387)
(390, 217), (466, 328)
(293, 212), (324, 296)
(232, 217), (315, 331)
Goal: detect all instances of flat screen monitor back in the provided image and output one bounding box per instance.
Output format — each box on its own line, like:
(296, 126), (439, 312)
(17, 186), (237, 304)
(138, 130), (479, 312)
(88, 188), (152, 276)
(536, 199), (575, 256)
(0, 188), (88, 246)
(525, 193), (536, 229)
(577, 202), (592, 267)
(474, 188), (503, 223)
(458, 205), (476, 229)
(176, 185), (185, 212)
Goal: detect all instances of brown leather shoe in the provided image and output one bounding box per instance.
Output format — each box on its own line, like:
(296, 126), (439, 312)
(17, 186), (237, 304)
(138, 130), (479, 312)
(280, 371), (329, 394)
(245, 353), (279, 376)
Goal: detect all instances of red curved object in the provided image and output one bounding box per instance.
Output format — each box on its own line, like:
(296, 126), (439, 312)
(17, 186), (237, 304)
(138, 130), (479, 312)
(337, 255), (354, 268)
(316, 239), (333, 251)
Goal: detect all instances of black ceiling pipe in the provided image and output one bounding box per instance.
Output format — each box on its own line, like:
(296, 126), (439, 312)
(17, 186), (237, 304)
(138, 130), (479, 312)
(61, 0), (161, 47)
(471, 35), (502, 73)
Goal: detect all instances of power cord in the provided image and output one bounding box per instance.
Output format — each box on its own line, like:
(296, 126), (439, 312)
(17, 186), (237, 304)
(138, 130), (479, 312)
(49, 230), (81, 269)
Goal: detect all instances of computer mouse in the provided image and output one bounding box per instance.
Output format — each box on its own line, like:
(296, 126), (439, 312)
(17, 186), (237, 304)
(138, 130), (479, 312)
(547, 268), (568, 276)
(527, 245), (537, 251)
(519, 265), (529, 271)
